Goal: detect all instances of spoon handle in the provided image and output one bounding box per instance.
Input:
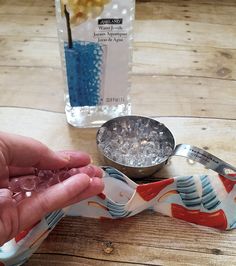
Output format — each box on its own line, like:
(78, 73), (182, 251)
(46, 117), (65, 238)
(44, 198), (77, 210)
(173, 144), (236, 180)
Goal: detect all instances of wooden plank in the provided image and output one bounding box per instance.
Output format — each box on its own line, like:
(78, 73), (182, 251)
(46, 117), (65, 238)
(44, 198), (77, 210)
(131, 75), (236, 119)
(0, 67), (64, 112)
(0, 15), (57, 37)
(0, 107), (235, 178)
(43, 213), (236, 256)
(0, 36), (61, 68)
(1, 67), (236, 119)
(2, 0), (236, 23)
(0, 3), (235, 49)
(26, 254), (141, 266)
(136, 0), (236, 25)
(25, 213), (236, 265)
(1, 15), (236, 49)
(0, 0), (55, 16)
(0, 0), (54, 7)
(133, 42), (236, 79)
(134, 20), (236, 49)
(1, 36), (236, 80)
(136, 0), (236, 7)
(3, 0), (236, 8)
(0, 37), (60, 68)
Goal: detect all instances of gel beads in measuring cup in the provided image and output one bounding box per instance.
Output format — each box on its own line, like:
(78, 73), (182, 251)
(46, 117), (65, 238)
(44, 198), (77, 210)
(97, 117), (174, 168)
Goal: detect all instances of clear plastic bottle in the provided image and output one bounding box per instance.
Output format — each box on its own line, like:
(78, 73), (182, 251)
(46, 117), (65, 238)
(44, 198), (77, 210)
(55, 0), (135, 127)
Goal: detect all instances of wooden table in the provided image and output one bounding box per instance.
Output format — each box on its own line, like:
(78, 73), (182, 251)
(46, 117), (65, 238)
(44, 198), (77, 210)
(1, 0), (236, 265)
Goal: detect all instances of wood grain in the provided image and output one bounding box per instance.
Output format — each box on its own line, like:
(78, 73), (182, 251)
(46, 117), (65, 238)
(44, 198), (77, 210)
(1, 16), (236, 48)
(133, 42), (236, 79)
(0, 67), (65, 112)
(0, 0), (236, 120)
(1, 38), (236, 119)
(1, 68), (236, 119)
(136, 0), (236, 25)
(27, 213), (236, 266)
(0, 107), (235, 178)
(134, 20), (236, 49)
(2, 37), (236, 80)
(1, 0), (236, 265)
(0, 0), (55, 16)
(131, 75), (236, 119)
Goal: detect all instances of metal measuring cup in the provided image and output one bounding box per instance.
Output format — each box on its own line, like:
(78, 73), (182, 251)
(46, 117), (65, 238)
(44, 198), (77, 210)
(96, 115), (236, 179)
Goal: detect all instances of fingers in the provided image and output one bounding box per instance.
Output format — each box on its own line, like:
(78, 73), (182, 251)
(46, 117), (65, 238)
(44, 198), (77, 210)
(0, 132), (92, 187)
(67, 177), (104, 206)
(0, 189), (19, 245)
(17, 171), (104, 232)
(0, 132), (69, 169)
(8, 156), (100, 179)
(0, 132), (67, 186)
(0, 153), (8, 187)
(17, 173), (91, 231)
(56, 151), (91, 169)
(8, 165), (103, 197)
(0, 188), (13, 198)
(68, 165), (104, 178)
(9, 166), (35, 177)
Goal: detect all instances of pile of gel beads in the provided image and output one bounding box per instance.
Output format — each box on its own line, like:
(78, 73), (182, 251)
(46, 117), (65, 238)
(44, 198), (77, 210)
(9, 168), (82, 196)
(97, 117), (174, 167)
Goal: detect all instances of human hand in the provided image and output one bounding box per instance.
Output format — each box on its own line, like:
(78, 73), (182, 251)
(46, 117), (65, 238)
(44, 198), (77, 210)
(0, 132), (104, 245)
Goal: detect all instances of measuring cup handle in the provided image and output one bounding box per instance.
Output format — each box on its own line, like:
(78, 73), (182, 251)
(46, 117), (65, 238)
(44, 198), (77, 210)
(172, 144), (236, 181)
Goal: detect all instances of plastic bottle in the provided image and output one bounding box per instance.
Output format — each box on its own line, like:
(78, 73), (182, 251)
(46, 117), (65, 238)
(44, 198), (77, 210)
(55, 0), (135, 127)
